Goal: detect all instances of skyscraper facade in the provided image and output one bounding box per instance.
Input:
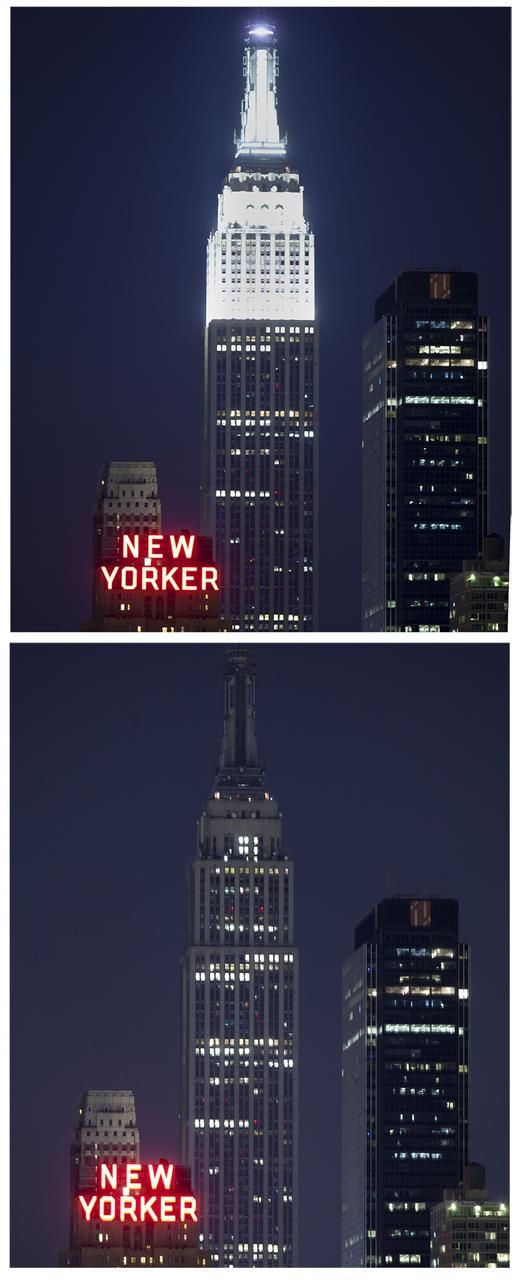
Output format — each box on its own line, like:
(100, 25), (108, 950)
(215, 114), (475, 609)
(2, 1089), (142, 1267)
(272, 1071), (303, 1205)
(91, 461), (162, 624)
(69, 1089), (141, 1194)
(362, 271), (488, 631)
(201, 22), (319, 631)
(180, 650), (298, 1265)
(60, 1089), (140, 1264)
(342, 898), (469, 1267)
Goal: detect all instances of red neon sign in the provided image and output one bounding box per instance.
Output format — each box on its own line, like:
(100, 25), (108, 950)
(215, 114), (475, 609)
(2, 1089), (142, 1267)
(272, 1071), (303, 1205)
(99, 534), (219, 594)
(77, 1163), (198, 1225)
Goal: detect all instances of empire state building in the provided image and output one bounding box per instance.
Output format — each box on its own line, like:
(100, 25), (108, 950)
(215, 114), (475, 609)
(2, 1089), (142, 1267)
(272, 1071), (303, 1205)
(180, 649), (298, 1265)
(201, 21), (319, 631)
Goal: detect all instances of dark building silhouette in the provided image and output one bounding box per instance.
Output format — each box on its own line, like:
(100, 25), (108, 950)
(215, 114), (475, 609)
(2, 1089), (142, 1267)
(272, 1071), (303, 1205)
(201, 22), (319, 631)
(362, 271), (488, 631)
(180, 648), (298, 1264)
(342, 898), (469, 1267)
(450, 533), (509, 632)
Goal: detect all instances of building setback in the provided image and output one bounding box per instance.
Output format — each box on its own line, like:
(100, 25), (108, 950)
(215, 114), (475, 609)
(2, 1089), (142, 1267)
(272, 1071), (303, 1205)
(201, 22), (319, 631)
(362, 271), (488, 631)
(342, 898), (469, 1267)
(431, 1163), (510, 1267)
(180, 648), (298, 1264)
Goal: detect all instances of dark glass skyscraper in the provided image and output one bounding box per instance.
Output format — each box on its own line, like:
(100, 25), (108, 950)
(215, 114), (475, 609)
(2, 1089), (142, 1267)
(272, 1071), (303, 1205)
(180, 649), (298, 1265)
(362, 271), (488, 631)
(342, 898), (469, 1267)
(201, 22), (319, 631)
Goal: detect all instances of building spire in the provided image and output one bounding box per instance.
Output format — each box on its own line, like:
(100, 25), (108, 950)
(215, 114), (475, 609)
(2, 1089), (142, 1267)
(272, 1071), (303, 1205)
(214, 648), (266, 794)
(234, 21), (287, 162)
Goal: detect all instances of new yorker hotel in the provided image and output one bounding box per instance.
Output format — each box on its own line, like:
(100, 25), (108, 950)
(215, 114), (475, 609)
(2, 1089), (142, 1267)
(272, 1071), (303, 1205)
(202, 22), (318, 630)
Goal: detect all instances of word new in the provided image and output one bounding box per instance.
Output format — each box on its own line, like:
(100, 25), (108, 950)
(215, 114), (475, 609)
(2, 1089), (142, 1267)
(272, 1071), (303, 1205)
(78, 1163), (197, 1225)
(100, 533), (219, 593)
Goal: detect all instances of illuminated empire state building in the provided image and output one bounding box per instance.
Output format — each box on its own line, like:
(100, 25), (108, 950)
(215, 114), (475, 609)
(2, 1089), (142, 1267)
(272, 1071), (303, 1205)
(201, 22), (319, 630)
(180, 650), (298, 1265)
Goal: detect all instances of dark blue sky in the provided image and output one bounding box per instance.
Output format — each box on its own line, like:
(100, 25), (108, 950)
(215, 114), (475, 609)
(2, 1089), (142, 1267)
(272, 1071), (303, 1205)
(11, 6), (510, 630)
(11, 642), (509, 1265)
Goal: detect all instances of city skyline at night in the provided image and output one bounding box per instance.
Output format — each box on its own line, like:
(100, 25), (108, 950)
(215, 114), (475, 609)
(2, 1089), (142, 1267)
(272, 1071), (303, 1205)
(11, 643), (509, 1266)
(11, 6), (510, 631)
(8, 5), (512, 1275)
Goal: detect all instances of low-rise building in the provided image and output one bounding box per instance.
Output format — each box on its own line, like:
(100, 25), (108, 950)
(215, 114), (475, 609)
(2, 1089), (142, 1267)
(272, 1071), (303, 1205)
(431, 1163), (510, 1267)
(450, 534), (509, 631)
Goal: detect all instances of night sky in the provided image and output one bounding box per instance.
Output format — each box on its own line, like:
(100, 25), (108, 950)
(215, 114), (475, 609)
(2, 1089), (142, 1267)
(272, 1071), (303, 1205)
(11, 6), (510, 632)
(11, 642), (509, 1266)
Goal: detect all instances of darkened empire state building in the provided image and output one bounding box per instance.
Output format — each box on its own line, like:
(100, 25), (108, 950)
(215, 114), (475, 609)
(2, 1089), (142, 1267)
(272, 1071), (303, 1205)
(201, 22), (319, 631)
(181, 650), (298, 1264)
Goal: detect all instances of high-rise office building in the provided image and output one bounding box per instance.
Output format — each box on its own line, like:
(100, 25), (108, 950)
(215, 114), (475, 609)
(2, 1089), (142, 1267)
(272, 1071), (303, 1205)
(342, 898), (469, 1267)
(430, 1163), (510, 1268)
(450, 533), (509, 632)
(362, 271), (488, 631)
(201, 22), (319, 631)
(180, 649), (298, 1265)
